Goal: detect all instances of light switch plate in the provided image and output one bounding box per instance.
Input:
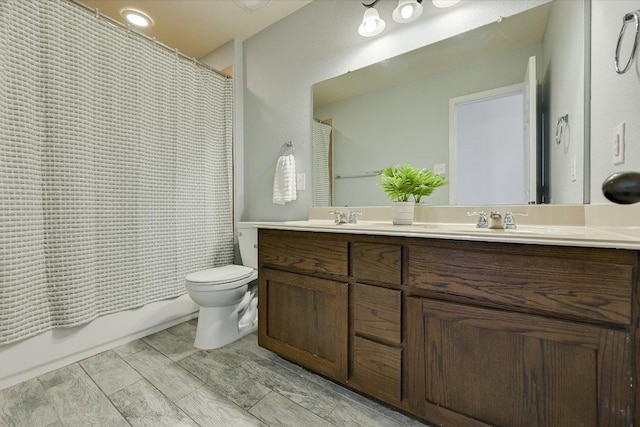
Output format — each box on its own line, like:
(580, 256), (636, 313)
(434, 163), (446, 175)
(570, 155), (577, 182)
(296, 173), (306, 190)
(613, 123), (625, 165)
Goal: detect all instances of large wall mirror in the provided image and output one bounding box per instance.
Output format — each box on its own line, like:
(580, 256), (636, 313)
(312, 0), (589, 207)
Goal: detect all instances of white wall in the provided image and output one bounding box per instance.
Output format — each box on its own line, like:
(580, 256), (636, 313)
(201, 39), (246, 223)
(242, 0), (550, 221)
(541, 0), (585, 204)
(591, 0), (640, 204)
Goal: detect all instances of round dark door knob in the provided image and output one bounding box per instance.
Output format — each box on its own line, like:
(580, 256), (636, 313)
(602, 171), (640, 204)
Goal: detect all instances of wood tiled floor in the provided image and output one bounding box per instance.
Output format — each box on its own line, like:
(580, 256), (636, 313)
(0, 319), (427, 426)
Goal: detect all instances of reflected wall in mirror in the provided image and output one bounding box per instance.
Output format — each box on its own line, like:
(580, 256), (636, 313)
(312, 0), (587, 207)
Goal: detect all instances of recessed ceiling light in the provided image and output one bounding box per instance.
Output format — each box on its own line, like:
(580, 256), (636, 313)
(233, 0), (272, 12)
(121, 9), (153, 28)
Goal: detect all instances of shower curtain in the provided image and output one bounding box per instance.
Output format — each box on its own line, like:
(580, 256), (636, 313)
(0, 0), (234, 344)
(312, 120), (332, 206)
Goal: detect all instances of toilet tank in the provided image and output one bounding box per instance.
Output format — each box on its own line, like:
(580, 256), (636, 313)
(237, 222), (258, 269)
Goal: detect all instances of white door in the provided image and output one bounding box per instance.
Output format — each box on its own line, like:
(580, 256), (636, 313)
(449, 56), (537, 205)
(523, 55), (538, 204)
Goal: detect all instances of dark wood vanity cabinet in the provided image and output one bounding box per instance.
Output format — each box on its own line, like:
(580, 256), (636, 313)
(258, 229), (640, 426)
(258, 231), (349, 381)
(407, 298), (632, 426)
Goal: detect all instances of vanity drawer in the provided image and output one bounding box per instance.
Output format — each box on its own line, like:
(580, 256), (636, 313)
(259, 230), (348, 276)
(353, 283), (401, 344)
(351, 242), (402, 284)
(350, 336), (402, 403)
(407, 242), (634, 326)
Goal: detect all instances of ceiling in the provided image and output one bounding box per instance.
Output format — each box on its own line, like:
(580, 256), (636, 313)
(83, 0), (313, 59)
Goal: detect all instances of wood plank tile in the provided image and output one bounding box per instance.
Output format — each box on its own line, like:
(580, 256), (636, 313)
(325, 398), (424, 427)
(249, 392), (334, 427)
(225, 333), (277, 361)
(295, 361), (422, 426)
(39, 364), (129, 426)
(109, 379), (197, 427)
(125, 347), (173, 369)
(113, 339), (152, 358)
(0, 378), (59, 427)
(166, 321), (198, 344)
(176, 386), (266, 426)
(126, 349), (204, 402)
(142, 330), (197, 362)
(80, 350), (142, 395)
(178, 352), (270, 409)
(239, 356), (338, 418)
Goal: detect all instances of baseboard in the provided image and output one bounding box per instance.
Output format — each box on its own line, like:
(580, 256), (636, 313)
(0, 294), (199, 390)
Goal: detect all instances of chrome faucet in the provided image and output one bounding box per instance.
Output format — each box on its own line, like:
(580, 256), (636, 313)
(503, 211), (528, 229)
(330, 210), (347, 224)
(347, 210), (362, 224)
(331, 210), (362, 224)
(467, 211), (488, 228)
(489, 211), (503, 229)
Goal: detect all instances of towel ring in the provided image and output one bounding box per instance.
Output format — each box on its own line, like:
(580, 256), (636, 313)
(555, 114), (569, 145)
(279, 141), (294, 156)
(615, 11), (640, 75)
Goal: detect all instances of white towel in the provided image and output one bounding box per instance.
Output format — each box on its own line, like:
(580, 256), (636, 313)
(272, 154), (297, 205)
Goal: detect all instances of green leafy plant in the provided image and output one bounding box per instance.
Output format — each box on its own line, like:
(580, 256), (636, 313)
(412, 168), (448, 202)
(378, 164), (448, 202)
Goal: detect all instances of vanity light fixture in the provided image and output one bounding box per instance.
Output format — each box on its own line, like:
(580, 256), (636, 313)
(359, 0), (461, 37)
(392, 0), (423, 23)
(121, 9), (153, 28)
(358, 0), (386, 37)
(432, 0), (461, 8)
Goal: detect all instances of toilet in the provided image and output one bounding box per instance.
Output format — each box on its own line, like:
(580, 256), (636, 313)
(185, 222), (258, 350)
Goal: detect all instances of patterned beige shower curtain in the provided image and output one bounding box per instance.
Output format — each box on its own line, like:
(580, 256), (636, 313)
(0, 0), (234, 344)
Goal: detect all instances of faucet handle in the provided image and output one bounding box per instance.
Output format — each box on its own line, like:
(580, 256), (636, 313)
(347, 210), (362, 224)
(467, 211), (488, 228)
(503, 211), (528, 229)
(330, 210), (347, 224)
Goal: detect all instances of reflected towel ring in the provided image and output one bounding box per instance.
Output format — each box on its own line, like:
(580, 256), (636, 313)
(615, 11), (640, 75)
(555, 114), (569, 145)
(279, 141), (294, 156)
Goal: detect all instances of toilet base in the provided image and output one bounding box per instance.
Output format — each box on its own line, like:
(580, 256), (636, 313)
(193, 305), (258, 350)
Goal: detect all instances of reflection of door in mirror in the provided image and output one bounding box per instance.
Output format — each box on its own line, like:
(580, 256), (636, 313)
(450, 56), (538, 206)
(312, 119), (333, 206)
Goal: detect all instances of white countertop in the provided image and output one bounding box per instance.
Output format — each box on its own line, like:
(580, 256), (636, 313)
(254, 220), (640, 250)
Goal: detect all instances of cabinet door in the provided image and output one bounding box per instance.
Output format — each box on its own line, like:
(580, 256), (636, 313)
(406, 297), (633, 427)
(258, 268), (348, 381)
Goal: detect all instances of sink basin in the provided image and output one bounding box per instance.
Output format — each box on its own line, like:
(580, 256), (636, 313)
(423, 223), (594, 237)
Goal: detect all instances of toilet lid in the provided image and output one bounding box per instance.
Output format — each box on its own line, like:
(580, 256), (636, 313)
(186, 265), (255, 285)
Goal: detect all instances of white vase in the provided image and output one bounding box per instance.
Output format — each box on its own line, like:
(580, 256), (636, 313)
(391, 201), (415, 225)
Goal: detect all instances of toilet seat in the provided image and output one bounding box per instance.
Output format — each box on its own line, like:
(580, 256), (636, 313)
(186, 265), (257, 291)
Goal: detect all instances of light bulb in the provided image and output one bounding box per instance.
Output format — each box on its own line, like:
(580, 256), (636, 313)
(365, 19), (377, 32)
(392, 0), (423, 24)
(401, 4), (414, 19)
(358, 7), (386, 37)
(432, 0), (460, 8)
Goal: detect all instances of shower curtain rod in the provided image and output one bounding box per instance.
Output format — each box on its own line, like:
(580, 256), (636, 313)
(66, 0), (231, 79)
